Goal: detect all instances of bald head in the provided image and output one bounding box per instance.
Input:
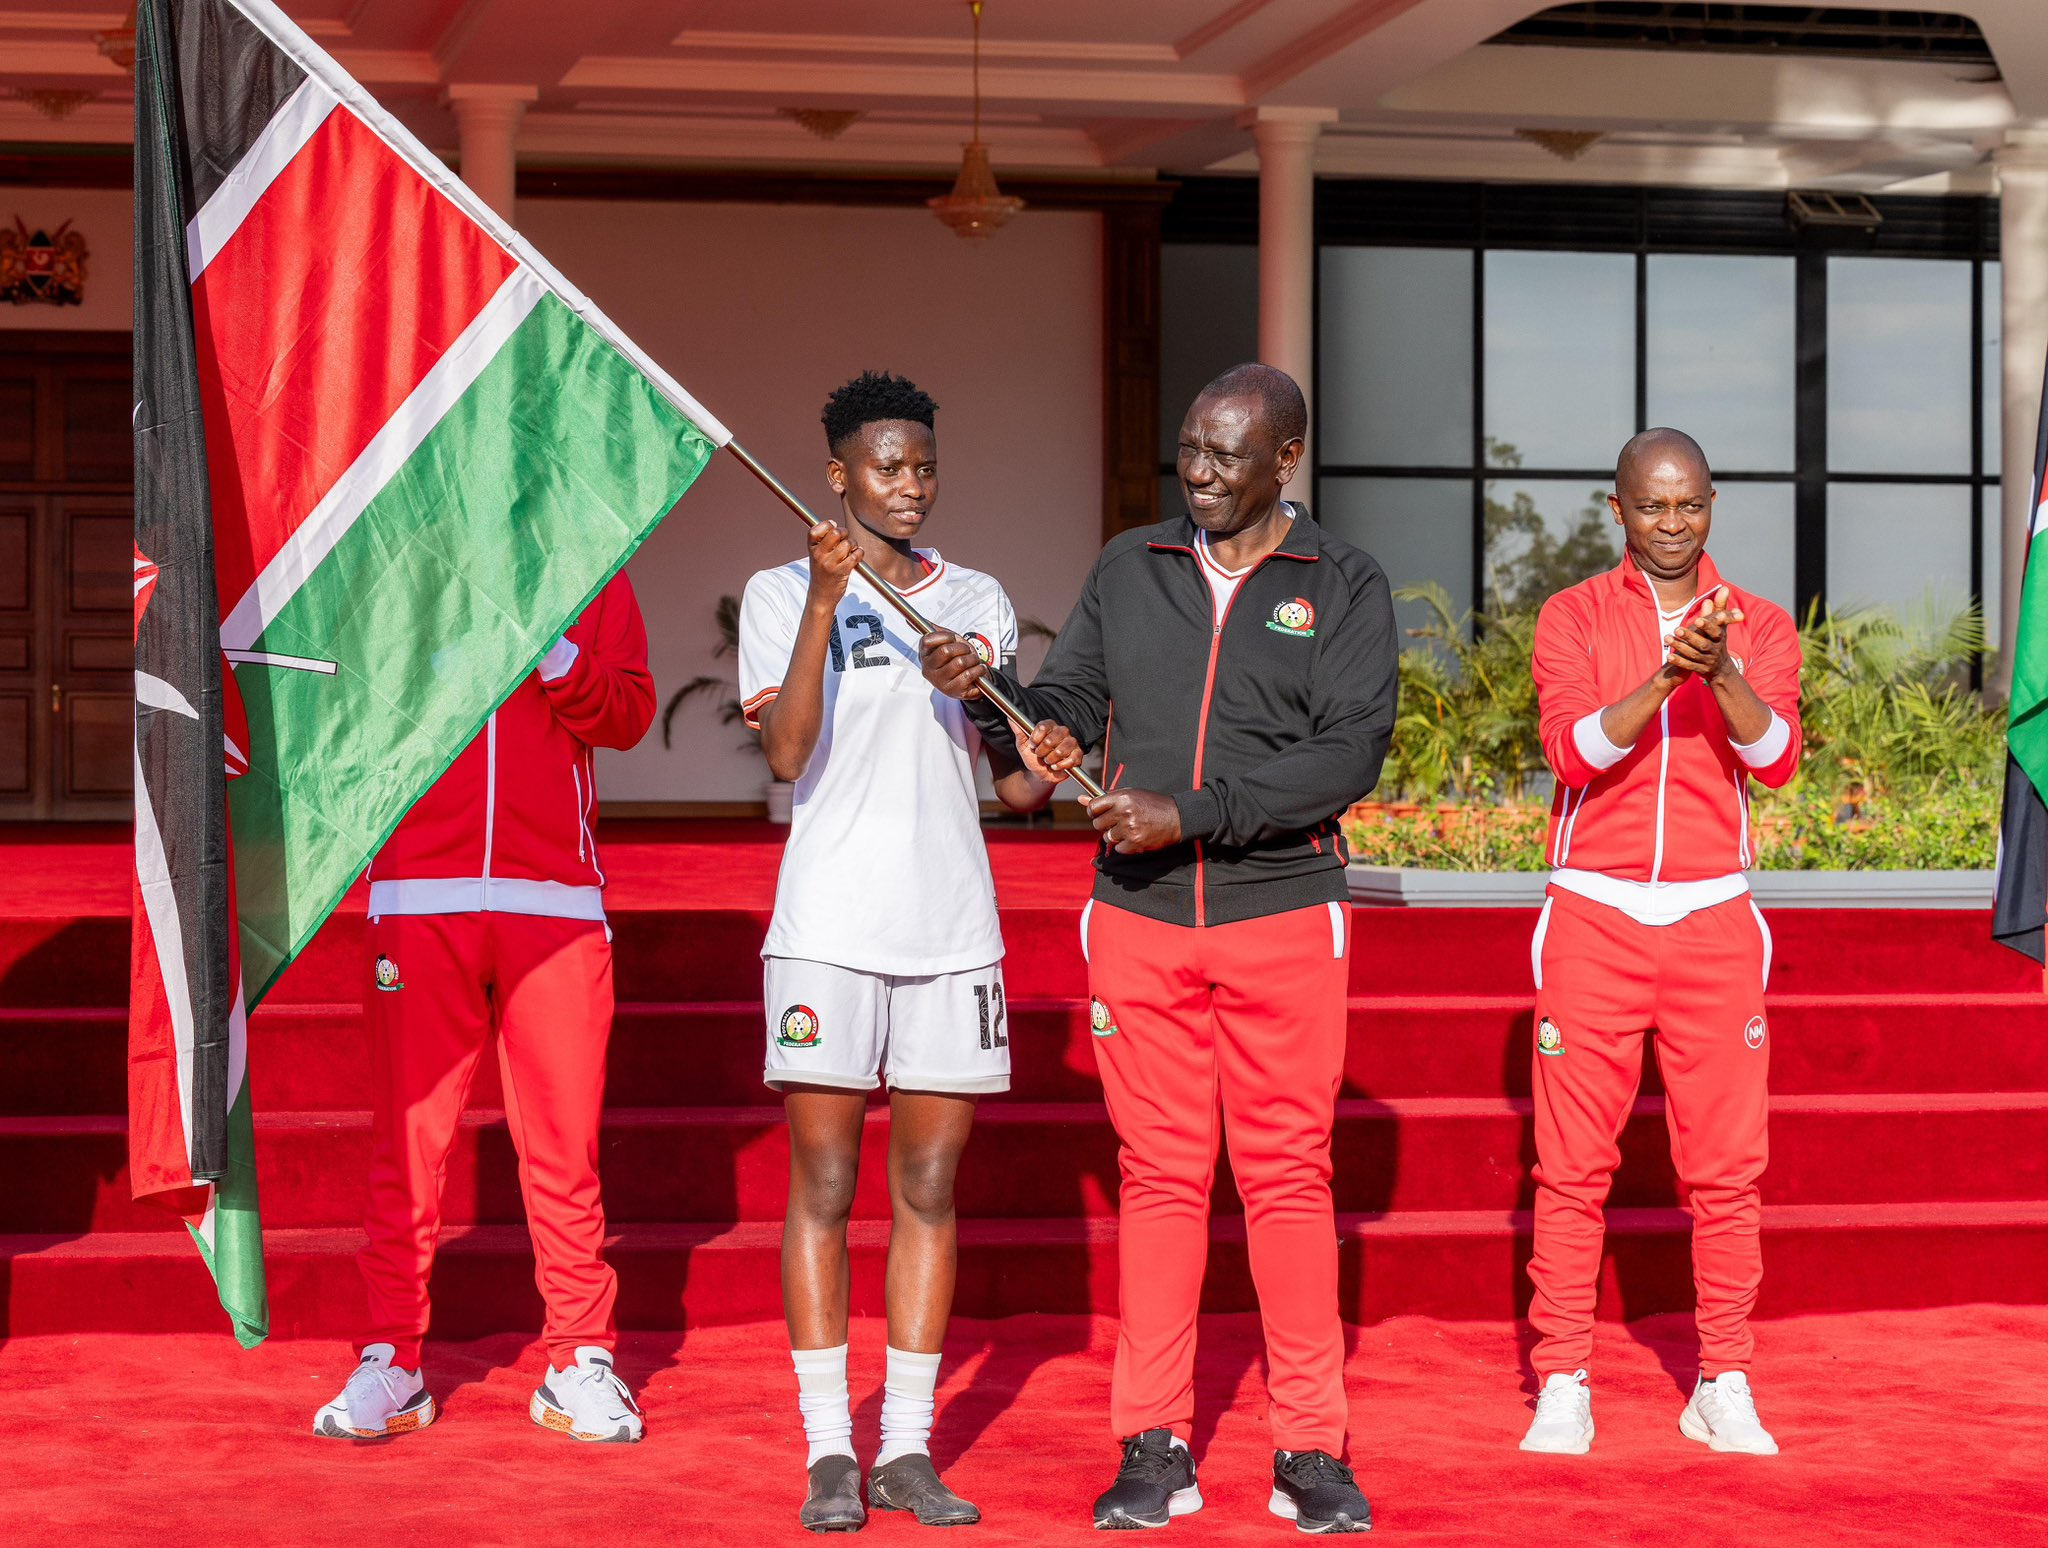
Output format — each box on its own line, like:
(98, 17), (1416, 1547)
(1617, 427), (1711, 494)
(1198, 363), (1307, 447)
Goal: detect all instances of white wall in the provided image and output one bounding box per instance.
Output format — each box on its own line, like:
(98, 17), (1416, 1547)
(1, 186), (1107, 804)
(0, 187), (132, 329)
(515, 198), (1104, 803)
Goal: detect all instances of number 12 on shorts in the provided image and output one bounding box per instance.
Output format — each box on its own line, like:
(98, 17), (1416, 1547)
(973, 981), (1009, 1051)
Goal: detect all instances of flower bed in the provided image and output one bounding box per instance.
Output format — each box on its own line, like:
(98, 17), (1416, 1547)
(1343, 781), (1997, 874)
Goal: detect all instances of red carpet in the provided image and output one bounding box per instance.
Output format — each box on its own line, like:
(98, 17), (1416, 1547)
(4, 1309), (2045, 1546)
(4, 821), (2048, 1541)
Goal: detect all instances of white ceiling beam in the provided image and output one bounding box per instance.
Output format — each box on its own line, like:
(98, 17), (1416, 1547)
(1379, 46), (2013, 140)
(558, 55), (1243, 111)
(668, 30), (1179, 66)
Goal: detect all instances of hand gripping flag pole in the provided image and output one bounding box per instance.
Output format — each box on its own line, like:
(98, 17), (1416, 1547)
(725, 441), (1108, 800)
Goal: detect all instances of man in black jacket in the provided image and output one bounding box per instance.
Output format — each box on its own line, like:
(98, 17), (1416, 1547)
(920, 364), (1396, 1534)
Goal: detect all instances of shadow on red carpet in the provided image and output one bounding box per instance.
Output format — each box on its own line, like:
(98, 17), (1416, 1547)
(4, 1308), (2044, 1546)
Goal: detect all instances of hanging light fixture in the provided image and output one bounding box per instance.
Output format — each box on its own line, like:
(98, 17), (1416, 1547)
(928, 1), (1024, 241)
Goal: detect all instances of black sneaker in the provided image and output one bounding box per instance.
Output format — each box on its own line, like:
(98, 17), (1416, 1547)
(869, 1452), (980, 1526)
(1092, 1428), (1201, 1530)
(1269, 1450), (1371, 1534)
(800, 1454), (867, 1533)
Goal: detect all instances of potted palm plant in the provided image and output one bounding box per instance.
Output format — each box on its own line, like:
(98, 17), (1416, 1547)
(662, 594), (795, 823)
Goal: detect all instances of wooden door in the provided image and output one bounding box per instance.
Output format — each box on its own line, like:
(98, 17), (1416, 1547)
(0, 332), (133, 820)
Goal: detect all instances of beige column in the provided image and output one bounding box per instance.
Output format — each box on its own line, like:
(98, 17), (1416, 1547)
(1248, 107), (1335, 437)
(445, 84), (537, 223)
(1994, 130), (2048, 697)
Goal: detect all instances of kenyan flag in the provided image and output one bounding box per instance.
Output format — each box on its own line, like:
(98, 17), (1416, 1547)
(129, 0), (728, 1344)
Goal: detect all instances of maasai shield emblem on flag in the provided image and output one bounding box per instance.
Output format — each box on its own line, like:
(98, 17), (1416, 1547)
(129, 0), (730, 1344)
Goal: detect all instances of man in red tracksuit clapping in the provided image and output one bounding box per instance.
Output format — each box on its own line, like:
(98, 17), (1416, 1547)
(311, 573), (654, 1444)
(1519, 429), (1802, 1459)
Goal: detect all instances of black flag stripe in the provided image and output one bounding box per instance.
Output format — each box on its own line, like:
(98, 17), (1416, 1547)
(167, 0), (304, 214)
(136, 0), (233, 1180)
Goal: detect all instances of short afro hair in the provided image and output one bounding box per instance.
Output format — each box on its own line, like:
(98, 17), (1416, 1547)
(1199, 363), (1307, 446)
(822, 370), (939, 455)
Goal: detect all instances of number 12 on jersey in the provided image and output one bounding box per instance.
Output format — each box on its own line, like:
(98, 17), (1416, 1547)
(973, 982), (1009, 1051)
(826, 613), (890, 672)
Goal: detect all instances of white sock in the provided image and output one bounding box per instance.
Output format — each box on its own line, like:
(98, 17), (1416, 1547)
(792, 1344), (853, 1467)
(875, 1346), (943, 1467)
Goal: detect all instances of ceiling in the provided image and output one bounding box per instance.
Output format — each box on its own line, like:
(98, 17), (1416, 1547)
(3, 1), (2046, 192)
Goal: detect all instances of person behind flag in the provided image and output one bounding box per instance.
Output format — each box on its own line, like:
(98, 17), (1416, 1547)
(1518, 428), (1803, 1458)
(920, 363), (1396, 1534)
(738, 371), (1080, 1530)
(311, 573), (654, 1443)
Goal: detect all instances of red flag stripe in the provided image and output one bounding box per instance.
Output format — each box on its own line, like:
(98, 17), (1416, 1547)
(191, 103), (518, 619)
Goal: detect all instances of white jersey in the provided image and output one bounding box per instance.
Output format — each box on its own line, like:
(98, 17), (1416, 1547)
(738, 549), (1017, 976)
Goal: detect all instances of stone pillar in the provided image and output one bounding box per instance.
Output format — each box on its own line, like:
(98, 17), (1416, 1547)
(445, 84), (537, 223)
(1248, 107), (1335, 438)
(1994, 130), (2048, 697)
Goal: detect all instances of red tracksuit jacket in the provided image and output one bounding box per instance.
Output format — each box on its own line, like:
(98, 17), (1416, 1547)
(367, 573), (655, 919)
(1533, 551), (1803, 882)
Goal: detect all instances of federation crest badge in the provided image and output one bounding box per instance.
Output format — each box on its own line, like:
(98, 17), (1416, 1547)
(1089, 996), (1119, 1038)
(374, 955), (404, 993)
(1267, 597), (1316, 637)
(778, 1004), (822, 1048)
(1745, 1016), (1766, 1050)
(1536, 1016), (1564, 1057)
(966, 632), (996, 666)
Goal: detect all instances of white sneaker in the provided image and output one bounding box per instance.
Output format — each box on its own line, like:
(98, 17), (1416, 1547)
(1679, 1371), (1779, 1455)
(530, 1347), (644, 1443)
(1519, 1369), (1594, 1455)
(312, 1343), (435, 1438)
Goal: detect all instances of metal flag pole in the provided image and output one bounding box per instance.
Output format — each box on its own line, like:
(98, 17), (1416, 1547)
(725, 440), (1106, 799)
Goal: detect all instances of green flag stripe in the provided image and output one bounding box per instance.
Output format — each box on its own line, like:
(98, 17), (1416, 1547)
(185, 1079), (267, 1347)
(2011, 530), (2048, 797)
(227, 291), (715, 1000)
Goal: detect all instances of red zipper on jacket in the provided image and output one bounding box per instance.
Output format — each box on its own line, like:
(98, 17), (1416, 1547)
(1189, 577), (1253, 927)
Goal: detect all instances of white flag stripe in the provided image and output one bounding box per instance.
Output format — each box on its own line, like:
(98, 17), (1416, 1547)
(218, 264), (546, 651)
(184, 76), (337, 281)
(133, 740), (200, 1174)
(218, 0), (733, 447)
(223, 650), (338, 674)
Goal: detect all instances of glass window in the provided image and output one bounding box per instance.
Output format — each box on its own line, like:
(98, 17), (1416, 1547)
(1483, 477), (1620, 612)
(1982, 482), (2003, 644)
(1319, 248), (1473, 468)
(1646, 255), (1795, 473)
(1320, 476), (1473, 638)
(1826, 483), (1972, 617)
(1159, 245), (1258, 465)
(1828, 258), (1971, 475)
(1484, 251), (1634, 471)
(1983, 260), (2002, 477)
(1703, 482), (1796, 615)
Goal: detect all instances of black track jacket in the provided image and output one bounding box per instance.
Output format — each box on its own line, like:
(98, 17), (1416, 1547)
(968, 505), (1399, 927)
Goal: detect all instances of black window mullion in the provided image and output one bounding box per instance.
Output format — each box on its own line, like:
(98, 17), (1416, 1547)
(1472, 237), (1487, 619)
(1794, 249), (1829, 618)
(1970, 255), (1986, 688)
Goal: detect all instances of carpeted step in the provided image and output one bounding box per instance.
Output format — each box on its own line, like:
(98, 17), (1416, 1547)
(3, 904), (2031, 1011)
(7, 1200), (2044, 1337)
(12, 991), (2045, 1116)
(17, 1093), (2048, 1233)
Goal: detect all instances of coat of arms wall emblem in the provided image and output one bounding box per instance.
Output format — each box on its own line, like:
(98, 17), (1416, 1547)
(0, 218), (90, 307)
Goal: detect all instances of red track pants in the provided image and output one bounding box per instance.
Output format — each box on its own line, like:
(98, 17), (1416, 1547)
(1085, 899), (1352, 1454)
(358, 912), (618, 1370)
(1527, 886), (1771, 1379)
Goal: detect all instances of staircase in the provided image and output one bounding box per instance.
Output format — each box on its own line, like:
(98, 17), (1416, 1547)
(3, 831), (2045, 1339)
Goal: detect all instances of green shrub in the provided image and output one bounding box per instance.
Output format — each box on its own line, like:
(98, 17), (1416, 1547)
(1363, 588), (2004, 872)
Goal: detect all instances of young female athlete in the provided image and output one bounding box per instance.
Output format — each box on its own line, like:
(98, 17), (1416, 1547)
(737, 371), (1080, 1531)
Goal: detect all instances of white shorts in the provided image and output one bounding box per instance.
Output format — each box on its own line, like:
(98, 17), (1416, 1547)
(762, 956), (1011, 1095)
